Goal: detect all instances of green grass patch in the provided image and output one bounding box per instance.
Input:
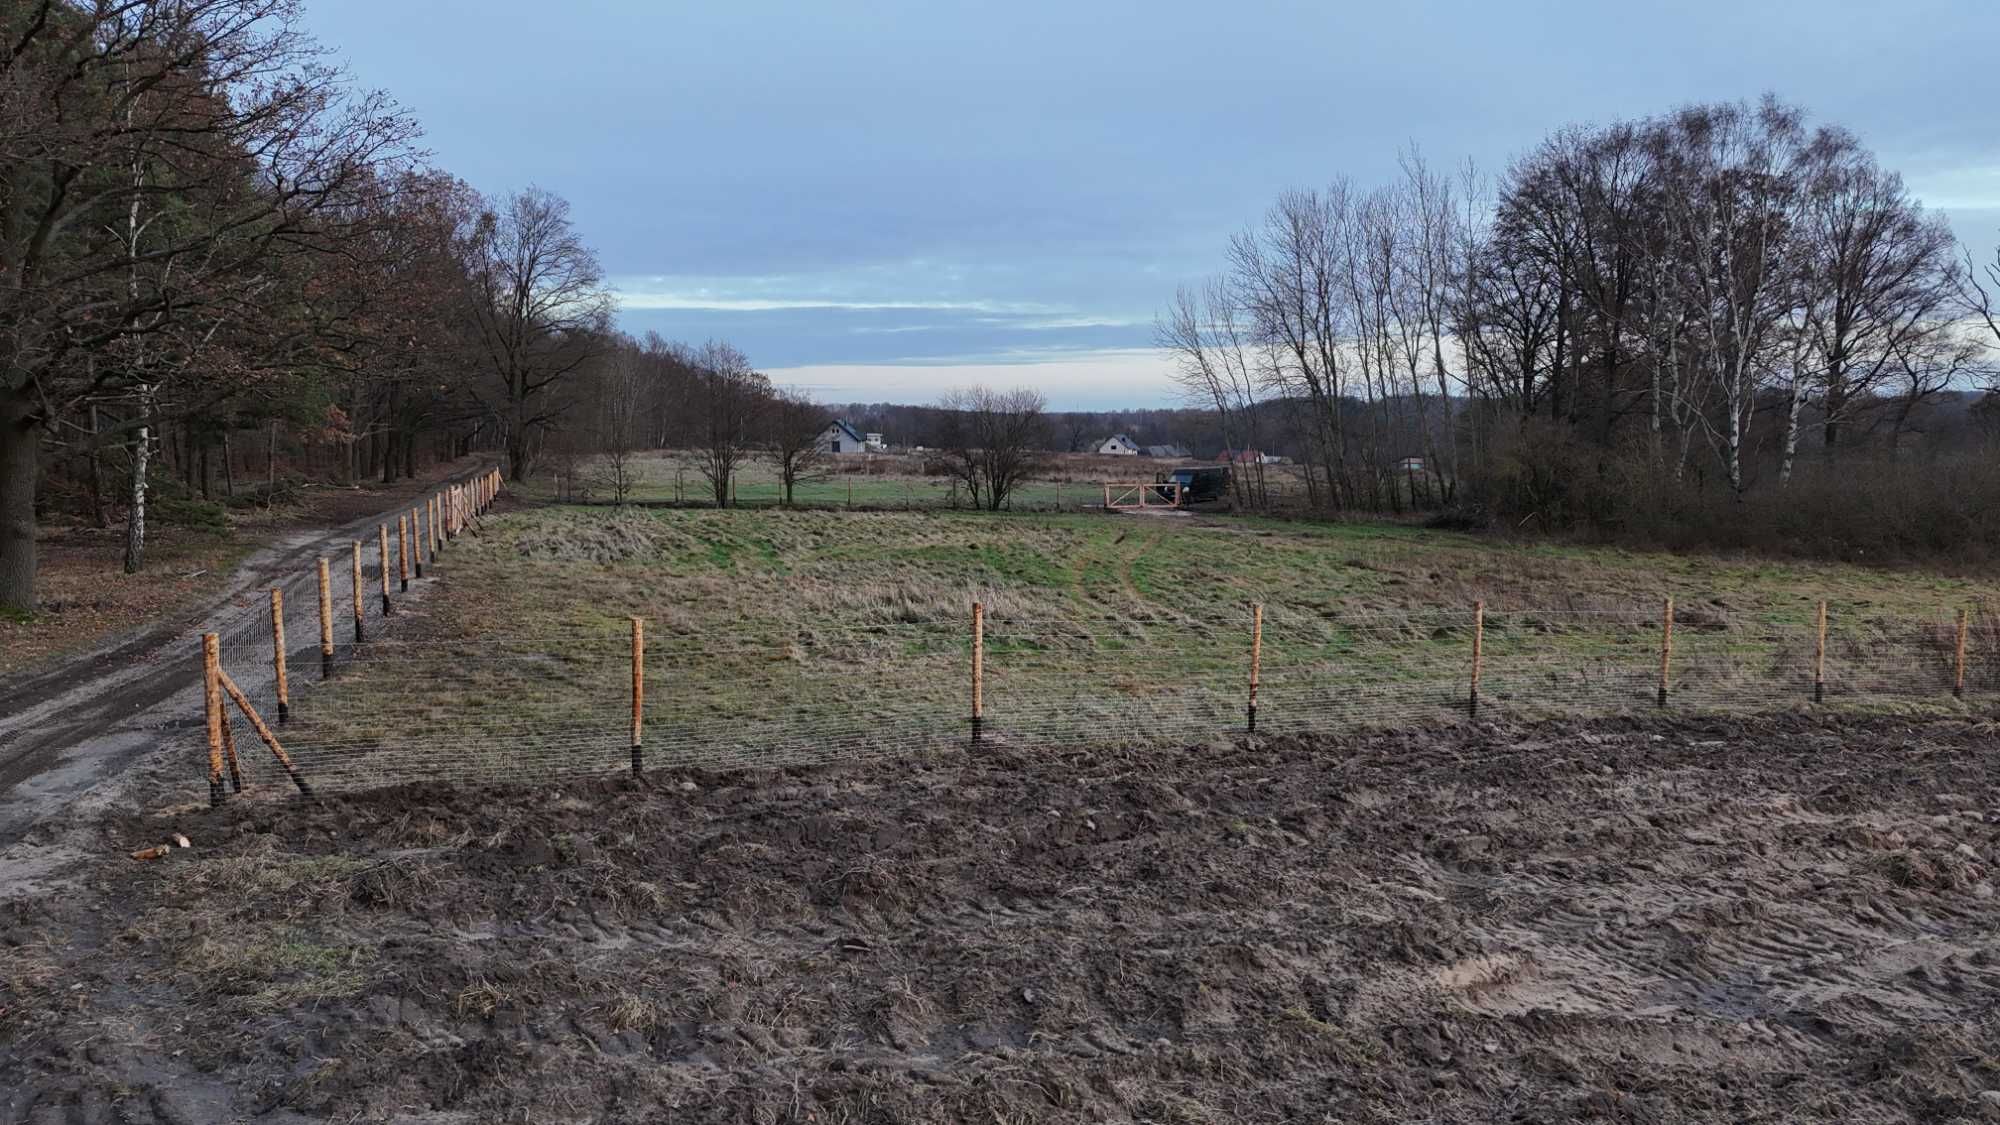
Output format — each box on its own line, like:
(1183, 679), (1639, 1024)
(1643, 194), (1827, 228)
(263, 503), (2000, 787)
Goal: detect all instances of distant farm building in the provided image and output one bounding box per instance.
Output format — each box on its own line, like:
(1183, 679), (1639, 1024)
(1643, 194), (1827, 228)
(1394, 456), (1427, 474)
(1144, 443), (1191, 459)
(1096, 434), (1140, 456)
(864, 432), (888, 452)
(1215, 449), (1280, 465)
(819, 420), (868, 454)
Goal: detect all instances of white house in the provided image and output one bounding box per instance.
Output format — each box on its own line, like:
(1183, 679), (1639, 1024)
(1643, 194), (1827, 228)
(1096, 434), (1140, 456)
(864, 432), (888, 452)
(818, 420), (868, 454)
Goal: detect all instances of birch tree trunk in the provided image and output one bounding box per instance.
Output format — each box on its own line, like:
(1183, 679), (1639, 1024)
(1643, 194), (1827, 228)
(123, 392), (151, 575)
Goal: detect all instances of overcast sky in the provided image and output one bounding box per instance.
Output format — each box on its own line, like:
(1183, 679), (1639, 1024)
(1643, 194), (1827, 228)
(303, 0), (1998, 410)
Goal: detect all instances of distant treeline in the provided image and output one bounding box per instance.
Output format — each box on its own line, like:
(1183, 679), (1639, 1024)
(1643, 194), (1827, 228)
(833, 390), (1998, 468)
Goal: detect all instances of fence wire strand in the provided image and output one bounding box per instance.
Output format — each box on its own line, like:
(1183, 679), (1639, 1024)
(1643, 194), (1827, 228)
(190, 595), (2000, 800)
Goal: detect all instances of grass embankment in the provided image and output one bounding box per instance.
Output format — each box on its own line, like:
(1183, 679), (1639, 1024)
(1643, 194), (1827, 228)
(252, 505), (1999, 791)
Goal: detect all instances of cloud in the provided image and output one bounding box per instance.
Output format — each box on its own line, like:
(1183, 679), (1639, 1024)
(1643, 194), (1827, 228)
(766, 347), (1178, 410)
(983, 314), (1150, 331)
(614, 292), (1060, 315)
(1906, 165), (2000, 212)
(607, 269), (1072, 317)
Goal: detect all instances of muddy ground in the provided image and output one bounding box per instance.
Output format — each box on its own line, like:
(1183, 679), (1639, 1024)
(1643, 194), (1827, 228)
(4, 715), (2000, 1123)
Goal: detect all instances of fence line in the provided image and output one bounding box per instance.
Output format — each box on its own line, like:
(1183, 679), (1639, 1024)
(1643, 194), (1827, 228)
(190, 466), (503, 805)
(189, 503), (1999, 800)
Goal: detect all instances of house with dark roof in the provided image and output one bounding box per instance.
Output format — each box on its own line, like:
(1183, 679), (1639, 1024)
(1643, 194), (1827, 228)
(818, 420), (868, 454)
(1143, 443), (1191, 459)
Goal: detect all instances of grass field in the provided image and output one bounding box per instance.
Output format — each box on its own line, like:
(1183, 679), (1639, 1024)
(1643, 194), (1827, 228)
(226, 499), (2000, 794)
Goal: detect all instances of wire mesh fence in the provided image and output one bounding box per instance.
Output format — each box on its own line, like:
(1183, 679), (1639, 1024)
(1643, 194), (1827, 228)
(195, 577), (1999, 801)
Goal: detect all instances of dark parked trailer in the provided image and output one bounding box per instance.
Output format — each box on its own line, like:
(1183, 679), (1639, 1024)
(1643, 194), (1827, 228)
(1153, 465), (1229, 505)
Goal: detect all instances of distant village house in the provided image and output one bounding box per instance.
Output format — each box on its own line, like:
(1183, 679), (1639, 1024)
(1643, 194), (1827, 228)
(1144, 444), (1191, 459)
(1096, 434), (1140, 456)
(818, 420), (868, 454)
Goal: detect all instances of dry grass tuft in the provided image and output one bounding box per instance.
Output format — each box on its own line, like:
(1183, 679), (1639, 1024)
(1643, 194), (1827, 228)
(605, 993), (663, 1031)
(455, 980), (508, 1020)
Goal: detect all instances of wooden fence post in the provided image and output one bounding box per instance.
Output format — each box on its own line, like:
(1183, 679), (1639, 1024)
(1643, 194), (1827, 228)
(316, 558), (334, 680)
(631, 616), (645, 775)
(397, 514), (410, 592)
(1658, 596), (1674, 707)
(971, 601), (984, 745)
(1248, 603), (1263, 733)
(351, 541), (365, 642)
(412, 506), (424, 578)
(202, 633), (227, 807)
(429, 494), (440, 560)
(1954, 608), (1969, 700)
(1813, 600), (1827, 704)
(217, 668), (313, 796)
(378, 524), (393, 615)
(220, 695), (242, 795)
(269, 587), (290, 724)
(1469, 600), (1484, 719)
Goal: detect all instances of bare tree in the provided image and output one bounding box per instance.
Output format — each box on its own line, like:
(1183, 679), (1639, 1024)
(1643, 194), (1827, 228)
(1395, 148), (1466, 502)
(690, 341), (768, 507)
(464, 188), (613, 483)
(1229, 185), (1356, 509)
(588, 349), (649, 503)
(1964, 237), (2000, 357)
(1157, 281), (1267, 507)
(1649, 98), (1813, 496)
(764, 390), (831, 507)
(1783, 140), (1961, 479)
(934, 386), (1050, 511)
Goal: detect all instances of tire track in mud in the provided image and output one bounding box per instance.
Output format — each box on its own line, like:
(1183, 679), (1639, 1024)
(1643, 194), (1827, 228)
(1418, 779), (2000, 1045)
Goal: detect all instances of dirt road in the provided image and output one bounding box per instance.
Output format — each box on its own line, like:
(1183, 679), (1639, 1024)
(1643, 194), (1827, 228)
(0, 468), (493, 848)
(4, 714), (1997, 1122)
